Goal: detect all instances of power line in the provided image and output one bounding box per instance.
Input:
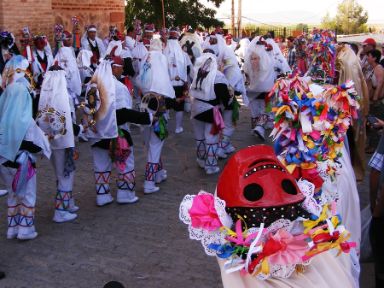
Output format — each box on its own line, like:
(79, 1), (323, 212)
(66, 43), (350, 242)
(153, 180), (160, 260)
(240, 16), (281, 28)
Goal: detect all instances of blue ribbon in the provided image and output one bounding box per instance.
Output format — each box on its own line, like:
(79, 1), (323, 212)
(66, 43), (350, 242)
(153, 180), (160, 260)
(208, 243), (235, 259)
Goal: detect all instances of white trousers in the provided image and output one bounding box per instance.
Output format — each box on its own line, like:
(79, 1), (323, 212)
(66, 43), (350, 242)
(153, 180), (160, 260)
(192, 119), (219, 168)
(222, 110), (235, 138)
(51, 149), (75, 211)
(0, 164), (36, 232)
(249, 97), (274, 129)
(220, 110), (235, 150)
(92, 146), (136, 195)
(249, 98), (268, 129)
(142, 127), (165, 183)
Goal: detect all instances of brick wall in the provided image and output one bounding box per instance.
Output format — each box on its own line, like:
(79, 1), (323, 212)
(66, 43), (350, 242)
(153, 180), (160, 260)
(0, 0), (125, 46)
(0, 0), (54, 40)
(51, 0), (125, 38)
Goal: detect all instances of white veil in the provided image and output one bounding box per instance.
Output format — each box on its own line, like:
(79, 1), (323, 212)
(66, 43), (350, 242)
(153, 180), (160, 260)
(243, 39), (275, 93)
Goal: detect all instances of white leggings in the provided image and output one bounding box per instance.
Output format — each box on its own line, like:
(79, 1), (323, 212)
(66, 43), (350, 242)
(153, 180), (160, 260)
(92, 146), (136, 195)
(192, 119), (220, 168)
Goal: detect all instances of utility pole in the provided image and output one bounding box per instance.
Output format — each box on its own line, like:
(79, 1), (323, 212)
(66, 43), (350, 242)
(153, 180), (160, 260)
(161, 0), (166, 28)
(237, 0), (242, 38)
(231, 0), (235, 36)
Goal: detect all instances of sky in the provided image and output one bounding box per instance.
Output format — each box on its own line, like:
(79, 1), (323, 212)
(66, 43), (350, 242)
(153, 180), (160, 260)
(201, 0), (384, 24)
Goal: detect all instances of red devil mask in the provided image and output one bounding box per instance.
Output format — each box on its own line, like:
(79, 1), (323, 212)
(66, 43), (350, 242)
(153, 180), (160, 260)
(217, 145), (309, 228)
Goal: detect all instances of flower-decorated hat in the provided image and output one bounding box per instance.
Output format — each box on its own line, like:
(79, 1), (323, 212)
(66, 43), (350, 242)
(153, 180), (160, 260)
(180, 145), (355, 279)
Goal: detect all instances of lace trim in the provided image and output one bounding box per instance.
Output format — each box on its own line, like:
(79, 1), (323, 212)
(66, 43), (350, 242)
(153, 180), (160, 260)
(316, 161), (341, 205)
(179, 191), (232, 256)
(179, 192), (313, 279)
(297, 179), (322, 217)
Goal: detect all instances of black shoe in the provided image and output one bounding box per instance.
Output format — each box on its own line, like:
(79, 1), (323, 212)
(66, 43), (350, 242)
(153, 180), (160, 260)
(0, 271), (5, 279)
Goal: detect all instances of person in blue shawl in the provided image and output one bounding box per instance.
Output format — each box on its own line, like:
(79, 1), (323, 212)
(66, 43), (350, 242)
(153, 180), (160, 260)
(0, 55), (50, 240)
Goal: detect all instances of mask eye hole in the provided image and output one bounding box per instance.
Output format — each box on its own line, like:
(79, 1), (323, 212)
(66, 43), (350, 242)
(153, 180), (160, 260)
(281, 179), (298, 195)
(243, 184), (264, 202)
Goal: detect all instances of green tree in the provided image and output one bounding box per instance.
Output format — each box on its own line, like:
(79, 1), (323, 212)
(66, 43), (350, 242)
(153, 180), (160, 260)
(125, 0), (224, 29)
(321, 0), (368, 34)
(321, 12), (337, 30)
(295, 23), (308, 32)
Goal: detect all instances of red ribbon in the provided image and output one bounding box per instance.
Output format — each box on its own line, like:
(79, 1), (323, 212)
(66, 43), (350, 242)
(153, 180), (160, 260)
(248, 238), (284, 273)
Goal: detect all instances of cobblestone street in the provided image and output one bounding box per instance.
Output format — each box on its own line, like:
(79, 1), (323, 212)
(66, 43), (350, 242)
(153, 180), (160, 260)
(0, 107), (375, 288)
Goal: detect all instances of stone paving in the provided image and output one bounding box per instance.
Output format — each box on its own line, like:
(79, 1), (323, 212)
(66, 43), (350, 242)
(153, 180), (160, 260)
(0, 107), (375, 288)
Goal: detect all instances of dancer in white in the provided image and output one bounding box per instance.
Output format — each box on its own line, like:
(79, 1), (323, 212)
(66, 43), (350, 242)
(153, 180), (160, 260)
(205, 33), (247, 157)
(0, 56), (50, 240)
(54, 45), (82, 119)
(235, 37), (250, 68)
(190, 49), (231, 174)
(80, 25), (106, 72)
(163, 27), (190, 134)
(37, 67), (80, 223)
(137, 38), (175, 193)
(84, 42), (154, 205)
(243, 38), (275, 140)
(31, 35), (54, 88)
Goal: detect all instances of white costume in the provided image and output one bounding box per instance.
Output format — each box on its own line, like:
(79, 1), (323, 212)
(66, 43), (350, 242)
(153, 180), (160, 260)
(85, 60), (118, 206)
(87, 45), (153, 204)
(92, 76), (151, 205)
(54, 47), (82, 115)
(76, 49), (93, 83)
(243, 39), (275, 140)
(179, 32), (203, 64)
(215, 34), (247, 102)
(125, 35), (137, 52)
(38, 70), (79, 223)
(190, 53), (229, 174)
(131, 41), (148, 107)
(80, 29), (107, 74)
(137, 38), (175, 193)
(235, 38), (250, 67)
(266, 38), (291, 77)
(164, 37), (189, 133)
(319, 145), (361, 287)
(81, 35), (106, 59)
(31, 46), (54, 85)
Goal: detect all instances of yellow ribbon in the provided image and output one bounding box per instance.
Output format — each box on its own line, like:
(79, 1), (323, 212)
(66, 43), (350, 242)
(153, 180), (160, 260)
(220, 215), (249, 238)
(285, 164), (297, 174)
(300, 162), (317, 170)
(275, 105), (292, 117)
(252, 258), (270, 276)
(311, 215), (340, 238)
(303, 205), (329, 234)
(220, 226), (238, 237)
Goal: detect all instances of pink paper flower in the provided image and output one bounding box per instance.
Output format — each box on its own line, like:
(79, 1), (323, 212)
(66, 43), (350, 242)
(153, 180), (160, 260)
(267, 229), (308, 265)
(189, 194), (222, 231)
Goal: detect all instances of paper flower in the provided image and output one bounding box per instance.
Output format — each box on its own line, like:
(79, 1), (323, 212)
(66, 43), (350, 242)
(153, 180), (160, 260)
(267, 229), (308, 265)
(189, 193), (222, 231)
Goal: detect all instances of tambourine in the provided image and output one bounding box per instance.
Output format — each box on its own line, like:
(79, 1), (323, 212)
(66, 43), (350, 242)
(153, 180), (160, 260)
(140, 92), (167, 116)
(80, 84), (100, 127)
(11, 68), (36, 90)
(36, 105), (67, 140)
(227, 85), (235, 98)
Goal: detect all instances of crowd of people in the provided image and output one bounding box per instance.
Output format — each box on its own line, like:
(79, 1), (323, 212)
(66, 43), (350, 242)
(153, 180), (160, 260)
(0, 22), (288, 238)
(0, 20), (383, 286)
